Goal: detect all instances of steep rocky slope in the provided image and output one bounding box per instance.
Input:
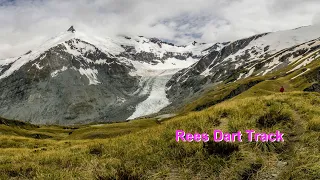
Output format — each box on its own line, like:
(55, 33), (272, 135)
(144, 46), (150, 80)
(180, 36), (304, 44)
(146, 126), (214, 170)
(0, 26), (216, 124)
(1, 24), (320, 124)
(166, 24), (320, 106)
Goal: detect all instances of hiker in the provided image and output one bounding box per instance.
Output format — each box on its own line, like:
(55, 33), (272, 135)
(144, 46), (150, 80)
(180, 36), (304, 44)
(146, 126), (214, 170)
(280, 86), (284, 93)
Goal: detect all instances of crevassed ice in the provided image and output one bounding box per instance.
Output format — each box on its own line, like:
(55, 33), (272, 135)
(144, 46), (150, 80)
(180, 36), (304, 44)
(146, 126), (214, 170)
(127, 57), (198, 120)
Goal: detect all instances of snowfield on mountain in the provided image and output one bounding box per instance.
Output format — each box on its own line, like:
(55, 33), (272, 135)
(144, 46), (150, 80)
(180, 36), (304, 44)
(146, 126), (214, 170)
(1, 24), (320, 124)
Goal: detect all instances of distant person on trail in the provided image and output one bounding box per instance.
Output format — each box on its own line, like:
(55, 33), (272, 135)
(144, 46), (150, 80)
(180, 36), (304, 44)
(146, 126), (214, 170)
(280, 86), (285, 93)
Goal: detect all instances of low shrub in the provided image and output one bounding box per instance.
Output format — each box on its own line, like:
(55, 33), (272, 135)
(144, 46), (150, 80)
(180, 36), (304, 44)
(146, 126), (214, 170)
(203, 141), (239, 157)
(308, 117), (320, 131)
(256, 105), (293, 128)
(240, 162), (262, 180)
(88, 144), (104, 156)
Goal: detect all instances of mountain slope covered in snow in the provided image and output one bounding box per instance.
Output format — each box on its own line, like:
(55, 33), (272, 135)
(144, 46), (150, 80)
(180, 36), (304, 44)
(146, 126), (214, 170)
(165, 24), (320, 107)
(0, 26), (217, 124)
(1, 24), (320, 124)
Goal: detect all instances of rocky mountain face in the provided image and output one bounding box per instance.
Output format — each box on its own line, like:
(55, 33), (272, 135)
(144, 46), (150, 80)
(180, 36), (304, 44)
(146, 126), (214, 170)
(0, 39), (137, 124)
(1, 25), (320, 124)
(0, 26), (215, 124)
(166, 24), (320, 104)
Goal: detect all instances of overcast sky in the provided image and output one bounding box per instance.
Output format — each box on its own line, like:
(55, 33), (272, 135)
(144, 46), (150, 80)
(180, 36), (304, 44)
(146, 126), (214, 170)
(1, 0), (320, 59)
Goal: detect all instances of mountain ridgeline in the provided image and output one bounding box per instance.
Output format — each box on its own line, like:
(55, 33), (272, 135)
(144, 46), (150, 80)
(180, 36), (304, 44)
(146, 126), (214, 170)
(166, 26), (320, 103)
(0, 25), (320, 124)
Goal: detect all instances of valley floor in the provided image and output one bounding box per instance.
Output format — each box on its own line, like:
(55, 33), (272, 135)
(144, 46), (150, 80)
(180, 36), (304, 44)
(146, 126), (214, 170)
(1, 58), (320, 179)
(0, 91), (319, 179)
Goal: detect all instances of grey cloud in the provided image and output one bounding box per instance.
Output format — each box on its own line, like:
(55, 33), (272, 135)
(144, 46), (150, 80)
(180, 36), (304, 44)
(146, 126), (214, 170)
(0, 0), (320, 59)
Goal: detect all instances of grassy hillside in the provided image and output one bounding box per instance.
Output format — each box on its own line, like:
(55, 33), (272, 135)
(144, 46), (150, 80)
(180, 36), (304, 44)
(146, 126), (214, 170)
(181, 52), (320, 114)
(1, 92), (319, 179)
(0, 58), (319, 179)
(0, 118), (160, 141)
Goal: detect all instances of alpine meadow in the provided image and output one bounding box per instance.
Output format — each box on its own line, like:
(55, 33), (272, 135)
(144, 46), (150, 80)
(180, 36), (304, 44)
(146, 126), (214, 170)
(0, 0), (320, 179)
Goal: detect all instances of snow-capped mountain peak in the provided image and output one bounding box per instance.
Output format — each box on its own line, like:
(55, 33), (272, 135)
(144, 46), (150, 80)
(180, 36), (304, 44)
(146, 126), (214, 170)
(166, 24), (320, 105)
(67, 26), (76, 33)
(0, 26), (218, 124)
(1, 24), (319, 125)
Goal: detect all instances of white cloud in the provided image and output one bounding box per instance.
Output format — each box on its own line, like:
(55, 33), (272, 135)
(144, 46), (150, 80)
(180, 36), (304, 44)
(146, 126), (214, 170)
(0, 0), (320, 59)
